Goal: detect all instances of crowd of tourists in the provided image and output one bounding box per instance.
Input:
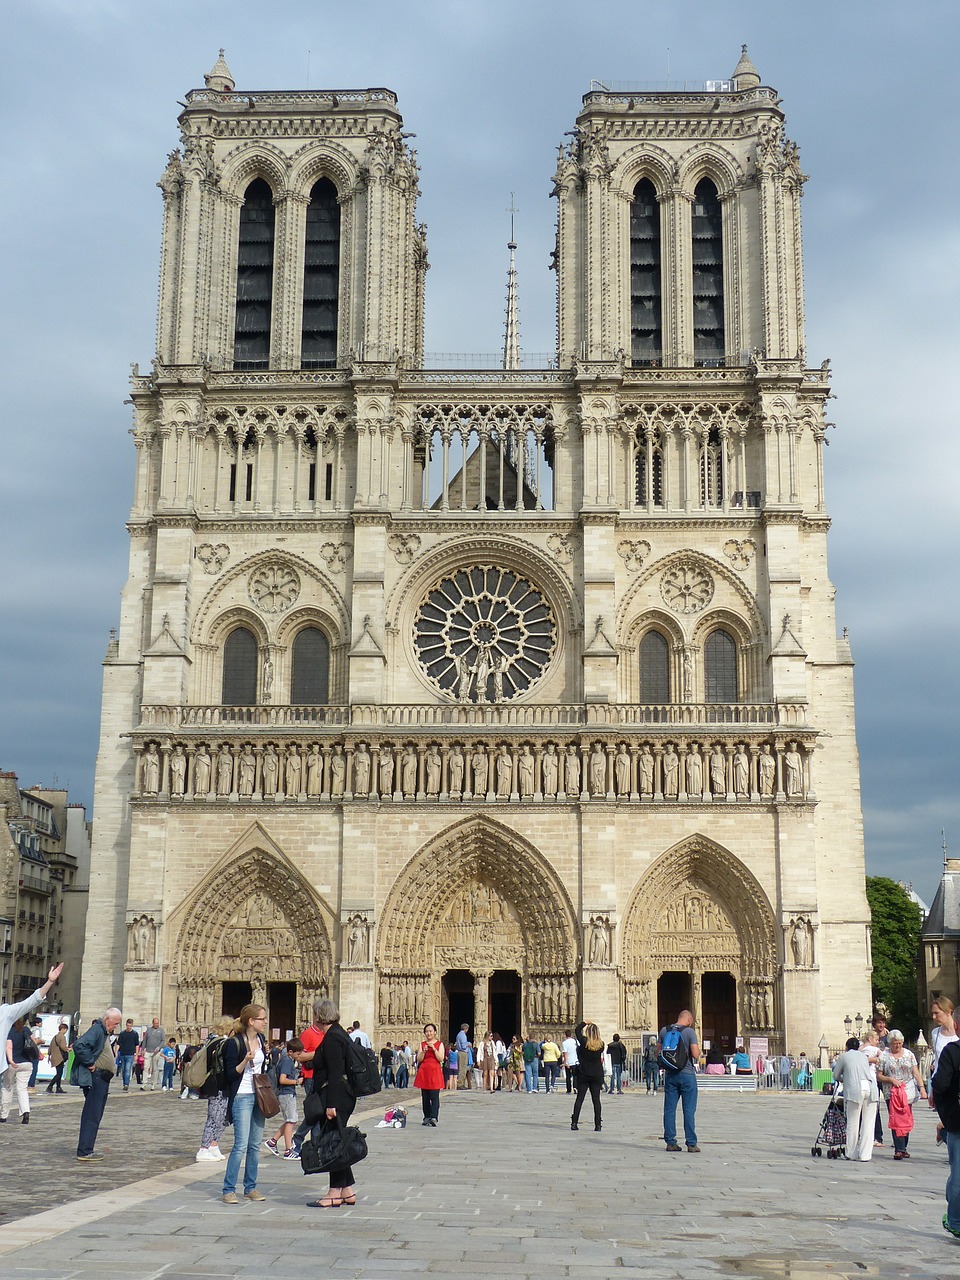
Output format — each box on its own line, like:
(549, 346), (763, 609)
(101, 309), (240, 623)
(4, 967), (960, 1240)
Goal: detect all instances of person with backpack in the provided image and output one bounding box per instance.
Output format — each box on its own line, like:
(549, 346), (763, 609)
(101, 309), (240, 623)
(657, 1009), (701, 1152)
(195, 1016), (234, 1162)
(308, 998), (361, 1207)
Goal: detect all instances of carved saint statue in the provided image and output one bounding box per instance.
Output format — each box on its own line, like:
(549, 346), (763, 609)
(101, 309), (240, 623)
(216, 746), (233, 796)
(491, 652), (504, 703)
(791, 917), (810, 967)
(262, 745), (278, 797)
(686, 747), (703, 797)
(710, 746), (726, 795)
(193, 746), (211, 797)
(456, 653), (473, 702)
(305, 745), (322, 796)
(639, 747), (654, 797)
(425, 747), (441, 796)
(662, 746), (679, 799)
(541, 743), (558, 797)
(348, 918), (368, 965)
(142, 744), (160, 794)
(758, 744), (775, 797)
(496, 746), (512, 798)
(130, 915), (154, 965)
(615, 745), (631, 796)
(733, 745), (749, 796)
(448, 745), (464, 795)
(785, 742), (803, 797)
(589, 744), (606, 796)
(588, 917), (609, 966)
(353, 744), (371, 796)
(330, 746), (346, 797)
(401, 746), (417, 796)
(518, 745), (534, 798)
(262, 654), (274, 702)
(238, 747), (255, 798)
(565, 746), (581, 796)
(473, 645), (492, 701)
(379, 746), (395, 796)
(169, 745), (186, 796)
(285, 748), (302, 797)
(471, 746), (488, 796)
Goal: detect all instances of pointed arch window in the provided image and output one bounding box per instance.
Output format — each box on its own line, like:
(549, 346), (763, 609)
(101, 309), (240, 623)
(700, 426), (725, 507)
(301, 178), (340, 369)
(640, 630), (670, 704)
(636, 433), (664, 507)
(290, 626), (330, 705)
(692, 179), (725, 367)
(703, 628), (738, 703)
(630, 179), (662, 368)
(222, 626), (258, 705)
(233, 179), (275, 370)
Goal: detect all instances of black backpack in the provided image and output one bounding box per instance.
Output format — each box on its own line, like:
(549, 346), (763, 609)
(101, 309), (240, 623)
(343, 1037), (382, 1098)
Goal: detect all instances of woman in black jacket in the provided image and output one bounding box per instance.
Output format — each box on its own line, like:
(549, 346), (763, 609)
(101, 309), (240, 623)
(571, 1020), (604, 1132)
(309, 998), (359, 1208)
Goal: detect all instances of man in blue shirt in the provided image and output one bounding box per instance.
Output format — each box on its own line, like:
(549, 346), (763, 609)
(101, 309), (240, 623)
(657, 1009), (701, 1152)
(455, 1024), (471, 1090)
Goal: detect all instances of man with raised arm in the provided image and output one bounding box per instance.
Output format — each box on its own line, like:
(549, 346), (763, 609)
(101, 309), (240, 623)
(0, 963), (64, 1079)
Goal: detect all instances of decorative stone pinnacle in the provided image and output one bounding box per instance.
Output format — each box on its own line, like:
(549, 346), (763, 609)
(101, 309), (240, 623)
(732, 44), (760, 90)
(204, 49), (235, 93)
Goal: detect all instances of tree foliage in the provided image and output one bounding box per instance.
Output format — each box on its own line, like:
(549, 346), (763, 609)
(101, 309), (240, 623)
(866, 876), (923, 1036)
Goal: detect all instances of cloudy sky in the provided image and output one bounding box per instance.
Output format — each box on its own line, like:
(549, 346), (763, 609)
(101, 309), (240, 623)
(1, 1), (956, 905)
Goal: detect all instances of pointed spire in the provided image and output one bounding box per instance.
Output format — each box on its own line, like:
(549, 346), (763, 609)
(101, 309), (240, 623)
(502, 194), (521, 371)
(204, 48), (235, 93)
(731, 44), (760, 90)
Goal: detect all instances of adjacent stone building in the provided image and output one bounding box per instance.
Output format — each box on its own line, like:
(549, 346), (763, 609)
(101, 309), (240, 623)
(83, 48), (871, 1051)
(920, 858), (960, 1013)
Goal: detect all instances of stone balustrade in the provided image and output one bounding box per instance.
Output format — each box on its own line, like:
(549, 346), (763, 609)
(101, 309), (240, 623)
(132, 731), (815, 805)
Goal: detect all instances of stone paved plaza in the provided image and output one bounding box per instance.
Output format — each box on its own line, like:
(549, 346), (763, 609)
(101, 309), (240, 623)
(0, 1084), (957, 1278)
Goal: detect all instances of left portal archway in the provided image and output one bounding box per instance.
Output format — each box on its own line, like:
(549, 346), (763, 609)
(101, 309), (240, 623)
(172, 841), (333, 1041)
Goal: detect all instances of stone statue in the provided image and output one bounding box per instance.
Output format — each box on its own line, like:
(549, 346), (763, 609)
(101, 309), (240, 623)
(588, 917), (609, 966)
(639, 747), (654, 797)
(541, 743), (558, 797)
(305, 745), (322, 796)
(615, 745), (630, 795)
(733, 745), (749, 796)
(130, 915), (154, 965)
(142, 744), (160, 794)
(791, 917), (809, 967)
(683, 647), (694, 701)
(216, 747), (233, 796)
(262, 745), (278, 796)
(686, 747), (703, 797)
(448, 745), (464, 795)
(193, 746), (211, 797)
(662, 745), (679, 799)
(710, 746), (726, 795)
(238, 747), (255, 797)
(491, 652), (504, 703)
(262, 654), (274, 701)
(348, 917), (368, 964)
(456, 653), (473, 702)
(564, 746), (580, 796)
(589, 744), (606, 796)
(785, 742), (803, 797)
(354, 744), (371, 796)
(496, 746), (512, 798)
(758, 744), (775, 797)
(169, 745), (186, 796)
(401, 746), (417, 796)
(285, 747), (302, 797)
(471, 746), (488, 796)
(379, 746), (395, 795)
(425, 746), (441, 796)
(473, 645), (492, 701)
(330, 745), (346, 797)
(518, 745), (534, 798)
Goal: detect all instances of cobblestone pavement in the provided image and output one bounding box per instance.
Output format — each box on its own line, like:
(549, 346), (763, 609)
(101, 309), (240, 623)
(1, 1084), (957, 1277)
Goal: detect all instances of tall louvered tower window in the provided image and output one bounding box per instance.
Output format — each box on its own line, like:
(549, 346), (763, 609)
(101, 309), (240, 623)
(301, 178), (340, 368)
(630, 179), (662, 367)
(692, 179), (724, 367)
(233, 179), (275, 370)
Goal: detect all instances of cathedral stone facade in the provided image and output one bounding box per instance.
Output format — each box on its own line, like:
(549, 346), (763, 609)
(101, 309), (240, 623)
(83, 48), (872, 1053)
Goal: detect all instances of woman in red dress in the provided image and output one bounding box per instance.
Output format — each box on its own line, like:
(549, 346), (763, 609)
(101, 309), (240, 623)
(414, 1023), (445, 1127)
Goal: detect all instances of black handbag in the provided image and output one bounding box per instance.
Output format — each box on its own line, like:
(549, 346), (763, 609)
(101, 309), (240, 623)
(300, 1115), (368, 1175)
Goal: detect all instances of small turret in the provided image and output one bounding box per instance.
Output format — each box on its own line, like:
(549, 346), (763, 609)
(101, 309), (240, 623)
(731, 44), (760, 91)
(204, 49), (235, 93)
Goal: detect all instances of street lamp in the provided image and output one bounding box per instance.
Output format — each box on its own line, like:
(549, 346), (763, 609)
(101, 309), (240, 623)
(855, 1012), (864, 1037)
(843, 1014), (852, 1038)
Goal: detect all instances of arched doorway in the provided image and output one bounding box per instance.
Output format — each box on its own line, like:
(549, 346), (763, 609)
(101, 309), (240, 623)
(377, 816), (580, 1041)
(622, 836), (779, 1051)
(172, 840), (333, 1041)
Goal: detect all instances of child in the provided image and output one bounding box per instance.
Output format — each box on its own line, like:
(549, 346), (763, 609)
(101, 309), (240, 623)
(264, 1037), (303, 1157)
(160, 1037), (179, 1091)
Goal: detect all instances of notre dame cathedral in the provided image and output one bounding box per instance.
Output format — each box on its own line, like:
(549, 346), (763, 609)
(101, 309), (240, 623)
(82, 47), (871, 1054)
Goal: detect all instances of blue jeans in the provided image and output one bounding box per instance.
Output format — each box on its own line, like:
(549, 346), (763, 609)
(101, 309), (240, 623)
(663, 1070), (698, 1147)
(78, 1072), (110, 1156)
(120, 1055), (135, 1088)
(946, 1130), (960, 1232)
(223, 1093), (265, 1195)
(608, 1064), (623, 1093)
(544, 1062), (560, 1092)
(644, 1061), (659, 1092)
(162, 1061), (175, 1088)
(395, 1063), (409, 1089)
(524, 1061), (539, 1092)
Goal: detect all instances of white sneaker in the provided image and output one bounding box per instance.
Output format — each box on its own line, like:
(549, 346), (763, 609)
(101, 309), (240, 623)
(209, 1146), (225, 1160)
(196, 1147), (216, 1161)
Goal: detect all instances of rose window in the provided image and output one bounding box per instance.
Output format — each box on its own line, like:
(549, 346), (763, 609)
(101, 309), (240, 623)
(660, 562), (714, 615)
(414, 566), (557, 702)
(249, 564), (300, 614)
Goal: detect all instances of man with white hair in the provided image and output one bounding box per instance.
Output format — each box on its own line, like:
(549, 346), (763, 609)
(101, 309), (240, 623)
(0, 963), (63, 1081)
(73, 1005), (123, 1161)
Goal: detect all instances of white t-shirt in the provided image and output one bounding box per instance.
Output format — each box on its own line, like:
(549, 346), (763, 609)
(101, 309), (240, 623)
(932, 1027), (959, 1076)
(561, 1036), (578, 1067)
(237, 1042), (265, 1095)
(350, 1029), (372, 1049)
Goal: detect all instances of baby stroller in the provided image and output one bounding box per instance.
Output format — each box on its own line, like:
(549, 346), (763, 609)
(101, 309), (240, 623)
(812, 1082), (846, 1158)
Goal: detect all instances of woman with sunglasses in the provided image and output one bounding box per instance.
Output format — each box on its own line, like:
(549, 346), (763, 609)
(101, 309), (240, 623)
(221, 1004), (269, 1204)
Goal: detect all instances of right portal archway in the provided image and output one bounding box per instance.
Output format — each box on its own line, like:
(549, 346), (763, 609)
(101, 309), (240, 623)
(621, 836), (779, 1050)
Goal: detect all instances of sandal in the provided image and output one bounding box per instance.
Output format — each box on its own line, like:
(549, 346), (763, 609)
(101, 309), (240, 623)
(311, 1195), (343, 1208)
(340, 1194), (357, 1205)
